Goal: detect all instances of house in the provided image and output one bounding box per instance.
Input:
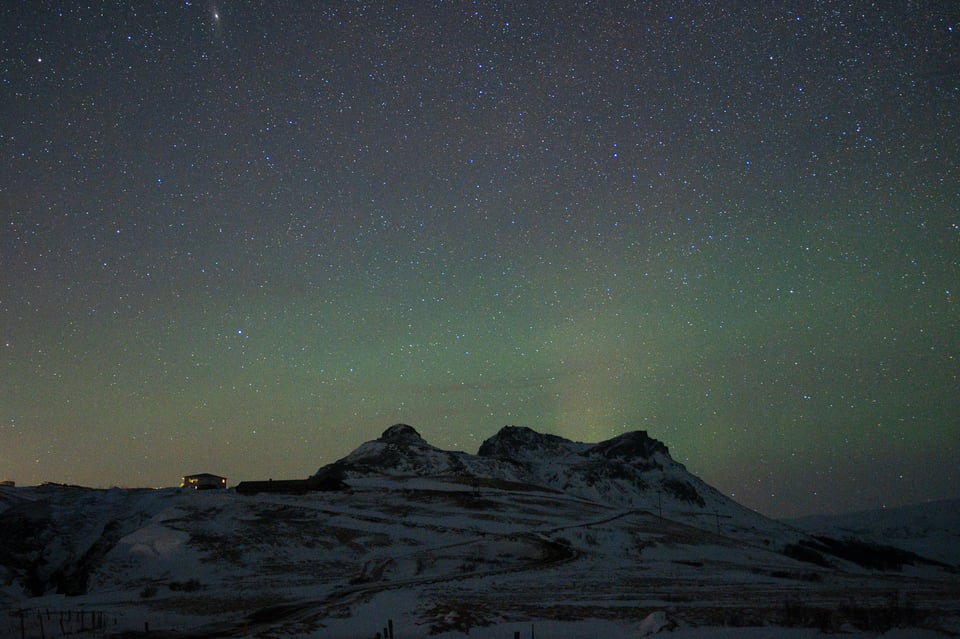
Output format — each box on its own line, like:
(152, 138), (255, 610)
(181, 473), (227, 490)
(235, 468), (347, 495)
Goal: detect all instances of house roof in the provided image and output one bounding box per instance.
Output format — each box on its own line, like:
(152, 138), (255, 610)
(235, 476), (346, 495)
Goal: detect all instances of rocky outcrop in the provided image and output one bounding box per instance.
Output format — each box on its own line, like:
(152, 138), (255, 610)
(311, 423), (718, 515)
(477, 425), (586, 461)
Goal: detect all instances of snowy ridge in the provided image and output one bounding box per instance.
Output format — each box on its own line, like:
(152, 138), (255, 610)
(316, 424), (780, 540)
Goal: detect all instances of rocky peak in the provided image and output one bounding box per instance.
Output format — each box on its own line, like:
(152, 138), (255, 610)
(587, 430), (669, 461)
(323, 423), (468, 478)
(314, 423), (725, 517)
(378, 423), (426, 446)
(477, 425), (583, 461)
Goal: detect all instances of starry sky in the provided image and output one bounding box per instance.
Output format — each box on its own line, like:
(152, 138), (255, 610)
(2, 1), (958, 518)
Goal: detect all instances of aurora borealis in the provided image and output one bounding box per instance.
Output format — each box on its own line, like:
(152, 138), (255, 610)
(2, 2), (958, 517)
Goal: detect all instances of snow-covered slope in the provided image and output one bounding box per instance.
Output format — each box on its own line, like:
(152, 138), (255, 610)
(475, 425), (731, 515)
(1, 425), (957, 638)
(315, 424), (786, 543)
(0, 483), (37, 514)
(787, 499), (960, 567)
(322, 423), (479, 477)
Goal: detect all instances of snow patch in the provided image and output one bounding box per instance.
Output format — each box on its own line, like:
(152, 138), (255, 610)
(639, 610), (676, 635)
(119, 521), (188, 559)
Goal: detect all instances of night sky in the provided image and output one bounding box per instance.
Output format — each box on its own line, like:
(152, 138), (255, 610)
(2, 2), (958, 518)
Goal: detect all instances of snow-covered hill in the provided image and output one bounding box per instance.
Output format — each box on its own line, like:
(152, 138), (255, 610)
(1, 425), (957, 638)
(315, 424), (783, 542)
(787, 498), (960, 567)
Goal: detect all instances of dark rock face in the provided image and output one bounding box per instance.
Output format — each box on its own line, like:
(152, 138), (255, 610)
(378, 423), (426, 445)
(54, 519), (124, 595)
(587, 430), (669, 461)
(477, 425), (579, 460)
(662, 478), (706, 507)
(478, 426), (671, 465)
(0, 488), (151, 597)
(0, 500), (55, 596)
